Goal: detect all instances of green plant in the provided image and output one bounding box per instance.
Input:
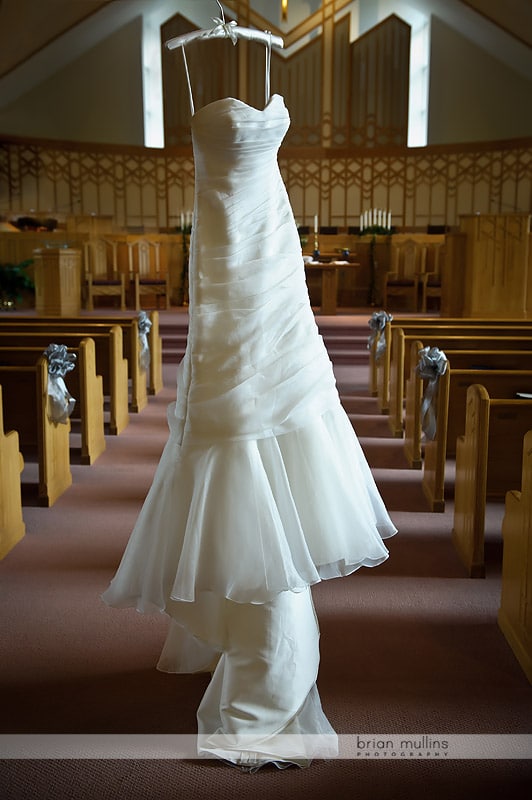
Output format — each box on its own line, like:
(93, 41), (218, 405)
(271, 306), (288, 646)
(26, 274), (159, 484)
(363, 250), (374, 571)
(0, 259), (35, 307)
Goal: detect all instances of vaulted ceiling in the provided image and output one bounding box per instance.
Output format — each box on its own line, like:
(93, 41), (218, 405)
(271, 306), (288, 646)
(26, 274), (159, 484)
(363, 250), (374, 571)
(0, 1), (111, 78)
(0, 0), (530, 80)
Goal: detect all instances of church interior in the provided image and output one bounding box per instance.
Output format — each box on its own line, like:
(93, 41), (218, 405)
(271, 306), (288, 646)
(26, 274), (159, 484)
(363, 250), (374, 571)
(0, 0), (531, 797)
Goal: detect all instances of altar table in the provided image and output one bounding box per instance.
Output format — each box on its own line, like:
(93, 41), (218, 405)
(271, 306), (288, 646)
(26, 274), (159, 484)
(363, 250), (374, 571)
(304, 260), (359, 314)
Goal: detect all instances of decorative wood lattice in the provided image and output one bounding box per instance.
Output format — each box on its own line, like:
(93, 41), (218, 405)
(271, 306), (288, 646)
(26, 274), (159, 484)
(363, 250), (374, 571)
(1, 135), (530, 231)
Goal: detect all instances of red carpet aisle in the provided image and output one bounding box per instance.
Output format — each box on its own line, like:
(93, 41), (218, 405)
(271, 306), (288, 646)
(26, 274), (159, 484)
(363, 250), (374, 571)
(0, 312), (531, 800)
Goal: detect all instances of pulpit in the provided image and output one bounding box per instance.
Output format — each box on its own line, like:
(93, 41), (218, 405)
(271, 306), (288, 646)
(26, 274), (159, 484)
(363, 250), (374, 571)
(442, 214), (531, 318)
(33, 247), (81, 316)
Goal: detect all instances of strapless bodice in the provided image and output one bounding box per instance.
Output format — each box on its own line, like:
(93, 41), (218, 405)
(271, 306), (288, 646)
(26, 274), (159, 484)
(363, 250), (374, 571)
(191, 94), (290, 180)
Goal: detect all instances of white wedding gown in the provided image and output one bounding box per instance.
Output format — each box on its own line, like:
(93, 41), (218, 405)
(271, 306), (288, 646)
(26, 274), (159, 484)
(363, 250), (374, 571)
(102, 48), (397, 769)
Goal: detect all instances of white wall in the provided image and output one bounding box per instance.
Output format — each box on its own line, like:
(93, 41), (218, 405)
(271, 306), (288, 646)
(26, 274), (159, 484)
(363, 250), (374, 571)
(428, 15), (532, 144)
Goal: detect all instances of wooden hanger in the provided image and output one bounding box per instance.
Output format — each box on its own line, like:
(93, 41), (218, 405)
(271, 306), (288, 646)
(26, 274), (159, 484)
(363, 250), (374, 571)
(165, 1), (284, 51)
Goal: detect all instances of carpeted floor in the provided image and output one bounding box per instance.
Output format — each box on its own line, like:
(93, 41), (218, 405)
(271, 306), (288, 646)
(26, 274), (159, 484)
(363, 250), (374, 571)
(0, 311), (530, 799)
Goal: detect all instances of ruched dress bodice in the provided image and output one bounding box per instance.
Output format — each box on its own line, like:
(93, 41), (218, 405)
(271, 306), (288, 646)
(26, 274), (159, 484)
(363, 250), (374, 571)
(175, 95), (338, 446)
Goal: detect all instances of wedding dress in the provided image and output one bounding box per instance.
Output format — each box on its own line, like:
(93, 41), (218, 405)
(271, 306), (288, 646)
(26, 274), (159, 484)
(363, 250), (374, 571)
(102, 33), (397, 770)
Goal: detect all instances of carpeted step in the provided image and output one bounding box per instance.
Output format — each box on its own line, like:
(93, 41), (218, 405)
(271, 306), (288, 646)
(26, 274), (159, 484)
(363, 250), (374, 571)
(358, 436), (411, 469)
(341, 394), (381, 415)
(370, 466), (428, 511)
(348, 413), (395, 438)
(318, 322), (371, 365)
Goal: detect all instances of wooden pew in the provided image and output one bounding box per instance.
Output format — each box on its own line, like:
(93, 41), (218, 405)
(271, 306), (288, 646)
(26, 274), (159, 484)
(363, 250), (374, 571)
(371, 317), (532, 417)
(420, 364), (532, 513)
(0, 339), (105, 465)
(0, 358), (72, 506)
(30, 311), (164, 397)
(90, 311), (162, 396)
(404, 341), (532, 468)
(0, 384), (25, 559)
(388, 327), (532, 436)
(498, 429), (532, 684)
(77, 311), (163, 396)
(0, 318), (147, 413)
(452, 385), (532, 577)
(368, 315), (453, 401)
(0, 329), (128, 436)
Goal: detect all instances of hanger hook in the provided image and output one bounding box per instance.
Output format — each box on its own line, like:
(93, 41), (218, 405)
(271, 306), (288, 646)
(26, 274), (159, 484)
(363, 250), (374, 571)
(216, 1), (225, 24)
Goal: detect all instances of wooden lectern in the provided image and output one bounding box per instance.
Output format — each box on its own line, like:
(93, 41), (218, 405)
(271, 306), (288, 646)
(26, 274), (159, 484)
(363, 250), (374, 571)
(33, 247), (81, 316)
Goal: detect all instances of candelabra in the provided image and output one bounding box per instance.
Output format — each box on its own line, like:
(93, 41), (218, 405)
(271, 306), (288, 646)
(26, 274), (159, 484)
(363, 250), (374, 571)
(360, 208), (392, 235)
(359, 209), (394, 306)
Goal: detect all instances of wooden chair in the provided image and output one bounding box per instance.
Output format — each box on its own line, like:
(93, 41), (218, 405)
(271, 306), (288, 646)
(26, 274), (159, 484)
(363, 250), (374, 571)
(419, 240), (445, 313)
(127, 239), (170, 310)
(83, 238), (126, 311)
(383, 238), (425, 312)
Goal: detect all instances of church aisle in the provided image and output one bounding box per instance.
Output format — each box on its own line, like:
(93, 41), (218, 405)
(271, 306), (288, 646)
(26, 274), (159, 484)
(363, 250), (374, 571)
(0, 317), (530, 800)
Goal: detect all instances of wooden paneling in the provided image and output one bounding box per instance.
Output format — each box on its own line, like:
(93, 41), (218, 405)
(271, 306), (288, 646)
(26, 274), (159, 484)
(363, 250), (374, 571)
(162, 14), (239, 147)
(349, 15), (410, 148)
(161, 8), (408, 150)
(458, 214), (531, 318)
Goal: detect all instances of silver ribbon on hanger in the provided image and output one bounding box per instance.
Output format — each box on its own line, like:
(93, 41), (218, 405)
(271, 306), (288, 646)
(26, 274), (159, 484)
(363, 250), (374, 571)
(138, 310), (152, 371)
(44, 343), (76, 424)
(367, 310), (392, 361)
(416, 346), (448, 441)
(210, 3), (238, 44)
(209, 17), (238, 43)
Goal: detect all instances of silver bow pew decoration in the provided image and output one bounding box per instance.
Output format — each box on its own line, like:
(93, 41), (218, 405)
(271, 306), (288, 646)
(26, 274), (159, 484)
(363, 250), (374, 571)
(138, 310), (152, 371)
(416, 346), (448, 441)
(367, 310), (393, 361)
(44, 343), (76, 424)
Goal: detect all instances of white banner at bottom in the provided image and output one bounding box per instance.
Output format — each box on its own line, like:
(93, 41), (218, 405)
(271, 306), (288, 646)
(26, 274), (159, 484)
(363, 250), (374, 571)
(0, 734), (531, 760)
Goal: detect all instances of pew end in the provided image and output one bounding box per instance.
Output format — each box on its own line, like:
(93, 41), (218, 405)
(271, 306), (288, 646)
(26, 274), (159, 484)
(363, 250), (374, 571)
(0, 359), (72, 507)
(452, 385), (532, 578)
(148, 310), (163, 395)
(0, 384), (25, 559)
(387, 326), (406, 435)
(421, 366), (450, 513)
(77, 338), (106, 464)
(498, 429), (532, 683)
(376, 321), (392, 413)
(403, 340), (424, 466)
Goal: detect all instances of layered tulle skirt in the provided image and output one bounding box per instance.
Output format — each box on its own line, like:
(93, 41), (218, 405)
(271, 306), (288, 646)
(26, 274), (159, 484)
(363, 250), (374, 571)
(102, 399), (395, 613)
